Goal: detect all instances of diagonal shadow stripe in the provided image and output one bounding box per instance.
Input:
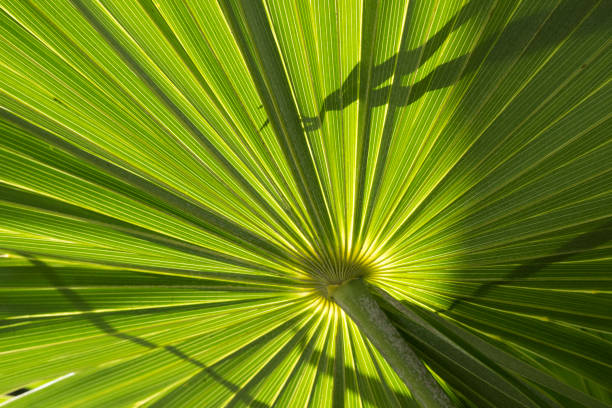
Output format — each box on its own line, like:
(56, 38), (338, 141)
(444, 218), (612, 313)
(15, 254), (272, 408)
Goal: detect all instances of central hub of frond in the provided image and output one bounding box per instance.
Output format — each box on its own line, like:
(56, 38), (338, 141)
(321, 259), (369, 284)
(304, 252), (376, 297)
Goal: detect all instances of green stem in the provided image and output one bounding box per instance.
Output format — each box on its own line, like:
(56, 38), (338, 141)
(332, 279), (453, 408)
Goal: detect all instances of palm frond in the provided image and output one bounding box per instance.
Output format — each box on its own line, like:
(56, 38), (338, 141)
(1, 0), (610, 406)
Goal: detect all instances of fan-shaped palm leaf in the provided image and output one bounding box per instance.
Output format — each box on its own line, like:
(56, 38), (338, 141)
(1, 0), (610, 407)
